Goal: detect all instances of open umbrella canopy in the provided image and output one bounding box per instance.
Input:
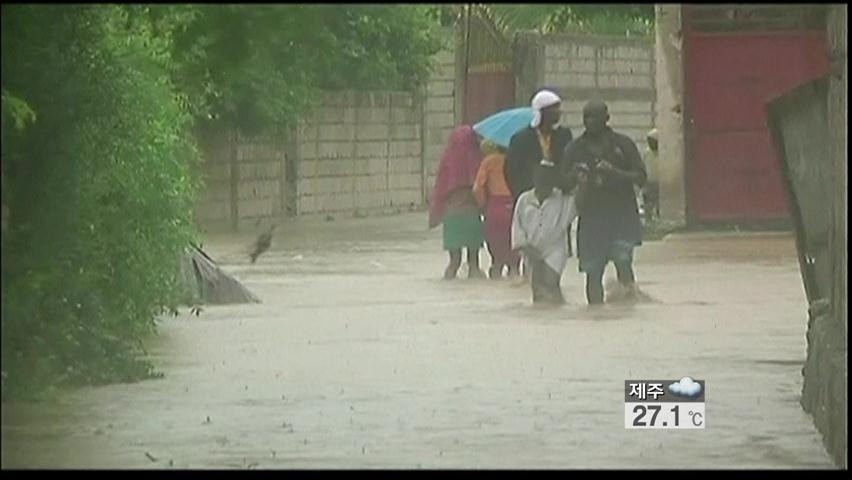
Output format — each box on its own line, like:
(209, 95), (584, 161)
(473, 107), (533, 148)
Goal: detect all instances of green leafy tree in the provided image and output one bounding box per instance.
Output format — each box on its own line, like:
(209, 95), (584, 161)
(2, 4), (199, 397)
(1, 3), (448, 398)
(124, 5), (446, 137)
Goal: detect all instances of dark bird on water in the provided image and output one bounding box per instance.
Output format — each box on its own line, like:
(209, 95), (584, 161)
(250, 224), (277, 263)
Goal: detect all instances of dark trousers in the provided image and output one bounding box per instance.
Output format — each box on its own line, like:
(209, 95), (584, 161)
(529, 258), (565, 304)
(585, 260), (636, 305)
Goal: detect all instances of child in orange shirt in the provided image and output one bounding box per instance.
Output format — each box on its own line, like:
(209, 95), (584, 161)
(473, 141), (521, 279)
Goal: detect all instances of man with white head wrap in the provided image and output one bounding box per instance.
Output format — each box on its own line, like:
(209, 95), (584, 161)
(504, 88), (575, 266)
(505, 89), (574, 203)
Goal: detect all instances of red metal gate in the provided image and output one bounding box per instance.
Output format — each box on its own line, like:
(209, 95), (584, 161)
(463, 65), (515, 126)
(461, 11), (516, 126)
(684, 6), (830, 223)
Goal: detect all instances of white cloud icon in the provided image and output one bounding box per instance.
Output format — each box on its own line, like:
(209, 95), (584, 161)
(668, 377), (702, 397)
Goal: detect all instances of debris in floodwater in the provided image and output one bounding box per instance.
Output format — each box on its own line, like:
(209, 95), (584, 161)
(169, 459), (174, 467)
(203, 416), (211, 424)
(145, 452), (158, 462)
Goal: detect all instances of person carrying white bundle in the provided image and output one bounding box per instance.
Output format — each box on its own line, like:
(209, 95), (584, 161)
(511, 159), (578, 305)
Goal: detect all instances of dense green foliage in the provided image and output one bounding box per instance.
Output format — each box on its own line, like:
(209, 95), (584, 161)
(1, 5), (200, 397)
(0, 4), (444, 398)
(125, 5), (445, 137)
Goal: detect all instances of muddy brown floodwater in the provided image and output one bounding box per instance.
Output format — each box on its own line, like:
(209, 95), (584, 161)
(1, 213), (838, 469)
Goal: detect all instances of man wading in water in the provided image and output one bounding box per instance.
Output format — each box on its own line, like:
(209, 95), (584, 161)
(563, 100), (647, 305)
(504, 89), (575, 280)
(511, 160), (578, 305)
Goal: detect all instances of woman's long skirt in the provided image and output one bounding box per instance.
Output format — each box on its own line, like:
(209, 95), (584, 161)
(483, 195), (519, 265)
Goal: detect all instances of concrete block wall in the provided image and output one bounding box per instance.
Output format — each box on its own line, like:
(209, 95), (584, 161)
(194, 28), (458, 228)
(423, 37), (458, 204)
(194, 132), (233, 231)
(518, 34), (656, 152)
(294, 91), (422, 216)
(235, 141), (286, 230)
(194, 131), (287, 232)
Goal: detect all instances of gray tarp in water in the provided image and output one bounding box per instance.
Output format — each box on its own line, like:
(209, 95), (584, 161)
(180, 245), (260, 305)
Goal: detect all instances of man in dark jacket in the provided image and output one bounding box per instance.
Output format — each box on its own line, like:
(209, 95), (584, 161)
(562, 100), (647, 305)
(504, 89), (574, 256)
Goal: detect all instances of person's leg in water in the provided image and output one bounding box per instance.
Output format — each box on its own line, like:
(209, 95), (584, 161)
(467, 246), (485, 279)
(585, 263), (606, 305)
(444, 249), (462, 280)
(531, 258), (564, 304)
(567, 223), (573, 258)
(614, 260), (639, 298)
(486, 243), (502, 280)
(530, 257), (545, 303)
(507, 256), (521, 277)
(542, 263), (565, 304)
(612, 242), (639, 298)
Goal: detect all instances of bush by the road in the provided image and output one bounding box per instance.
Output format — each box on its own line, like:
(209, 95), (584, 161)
(1, 5), (199, 398)
(1, 4), (445, 398)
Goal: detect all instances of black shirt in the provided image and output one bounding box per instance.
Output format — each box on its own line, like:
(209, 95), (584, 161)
(504, 126), (574, 202)
(562, 127), (647, 263)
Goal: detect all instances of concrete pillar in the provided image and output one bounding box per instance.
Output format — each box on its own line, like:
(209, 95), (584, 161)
(655, 4), (687, 226)
(829, 3), (847, 365)
(826, 3), (847, 469)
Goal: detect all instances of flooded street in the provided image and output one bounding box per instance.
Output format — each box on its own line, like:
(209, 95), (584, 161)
(1, 212), (837, 469)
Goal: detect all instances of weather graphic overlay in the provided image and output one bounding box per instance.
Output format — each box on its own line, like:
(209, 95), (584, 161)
(625, 377), (706, 429)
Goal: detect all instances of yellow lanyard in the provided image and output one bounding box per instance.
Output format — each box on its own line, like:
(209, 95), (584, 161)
(536, 129), (552, 160)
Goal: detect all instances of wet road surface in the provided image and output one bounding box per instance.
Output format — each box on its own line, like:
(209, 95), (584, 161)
(1, 213), (837, 469)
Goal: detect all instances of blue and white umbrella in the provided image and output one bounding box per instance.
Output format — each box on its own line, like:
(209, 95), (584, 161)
(473, 107), (533, 148)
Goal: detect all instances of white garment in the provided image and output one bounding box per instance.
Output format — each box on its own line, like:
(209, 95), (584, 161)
(511, 188), (578, 274)
(530, 90), (561, 128)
